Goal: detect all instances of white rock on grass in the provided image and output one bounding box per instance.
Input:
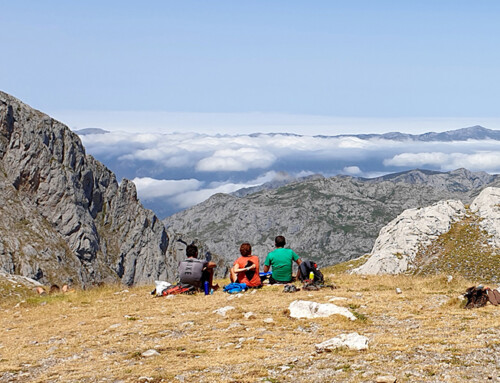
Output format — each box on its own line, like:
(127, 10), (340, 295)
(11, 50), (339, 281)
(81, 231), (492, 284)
(315, 332), (369, 351)
(375, 376), (397, 383)
(213, 306), (235, 316)
(289, 300), (356, 321)
(353, 199), (466, 274)
(141, 349), (160, 358)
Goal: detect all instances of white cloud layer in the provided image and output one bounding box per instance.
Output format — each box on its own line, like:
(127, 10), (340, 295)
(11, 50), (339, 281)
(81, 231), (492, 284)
(384, 151), (500, 173)
(196, 148), (276, 171)
(343, 166), (362, 175)
(131, 177), (202, 199)
(78, 130), (500, 216)
(134, 171), (282, 210)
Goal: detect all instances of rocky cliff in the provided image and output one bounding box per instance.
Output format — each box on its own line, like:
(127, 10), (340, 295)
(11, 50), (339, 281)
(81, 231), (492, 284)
(0, 91), (191, 286)
(353, 187), (500, 282)
(164, 171), (494, 268)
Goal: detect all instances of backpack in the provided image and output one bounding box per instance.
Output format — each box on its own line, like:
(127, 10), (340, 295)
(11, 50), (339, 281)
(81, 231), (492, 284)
(487, 288), (500, 306)
(162, 283), (196, 296)
(298, 260), (324, 284)
(178, 258), (207, 288)
(464, 286), (489, 309)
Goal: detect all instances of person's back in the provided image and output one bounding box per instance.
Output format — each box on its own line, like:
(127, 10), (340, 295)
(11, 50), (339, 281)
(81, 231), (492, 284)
(230, 243), (261, 287)
(178, 244), (219, 291)
(233, 255), (261, 287)
(265, 248), (298, 282)
(179, 257), (207, 288)
(264, 236), (302, 284)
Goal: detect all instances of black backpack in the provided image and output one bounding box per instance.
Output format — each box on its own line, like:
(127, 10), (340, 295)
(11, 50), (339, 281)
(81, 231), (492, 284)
(298, 260), (324, 284)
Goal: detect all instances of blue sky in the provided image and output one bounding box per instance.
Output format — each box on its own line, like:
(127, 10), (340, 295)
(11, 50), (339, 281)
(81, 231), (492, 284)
(2, 1), (500, 134)
(4, 1), (500, 217)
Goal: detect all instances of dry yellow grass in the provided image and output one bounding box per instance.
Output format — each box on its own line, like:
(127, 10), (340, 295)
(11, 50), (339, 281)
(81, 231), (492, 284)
(1, 273), (499, 382)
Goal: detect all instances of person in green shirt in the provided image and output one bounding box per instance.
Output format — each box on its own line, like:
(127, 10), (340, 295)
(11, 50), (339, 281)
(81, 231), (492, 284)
(263, 235), (303, 284)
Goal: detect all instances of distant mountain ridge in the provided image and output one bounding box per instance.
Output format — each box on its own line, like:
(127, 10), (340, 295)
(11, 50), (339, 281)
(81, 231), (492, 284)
(246, 125), (500, 142)
(362, 168), (498, 192)
(76, 124), (500, 142)
(232, 168), (498, 200)
(74, 128), (110, 135)
(318, 125), (500, 141)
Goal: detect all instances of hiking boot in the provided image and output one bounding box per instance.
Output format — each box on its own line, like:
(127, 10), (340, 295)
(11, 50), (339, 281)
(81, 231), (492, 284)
(283, 284), (299, 293)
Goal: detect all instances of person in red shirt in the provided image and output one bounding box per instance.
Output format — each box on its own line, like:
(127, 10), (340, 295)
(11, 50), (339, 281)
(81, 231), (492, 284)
(230, 242), (262, 287)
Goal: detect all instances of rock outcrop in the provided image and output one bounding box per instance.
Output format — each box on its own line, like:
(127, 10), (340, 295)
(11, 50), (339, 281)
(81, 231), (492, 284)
(0, 91), (187, 286)
(470, 187), (500, 249)
(353, 187), (500, 275)
(352, 200), (466, 274)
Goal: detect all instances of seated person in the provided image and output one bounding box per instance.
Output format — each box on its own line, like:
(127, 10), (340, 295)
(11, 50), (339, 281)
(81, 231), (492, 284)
(263, 235), (302, 284)
(230, 242), (262, 287)
(178, 244), (219, 290)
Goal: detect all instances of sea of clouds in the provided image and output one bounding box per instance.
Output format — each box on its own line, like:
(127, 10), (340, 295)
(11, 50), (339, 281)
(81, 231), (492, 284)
(78, 131), (500, 218)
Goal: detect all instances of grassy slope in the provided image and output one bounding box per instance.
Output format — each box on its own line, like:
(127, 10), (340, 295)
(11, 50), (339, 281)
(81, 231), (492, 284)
(1, 273), (499, 383)
(413, 212), (499, 283)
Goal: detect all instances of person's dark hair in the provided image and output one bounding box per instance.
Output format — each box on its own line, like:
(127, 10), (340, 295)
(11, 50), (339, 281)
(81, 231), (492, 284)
(50, 284), (60, 294)
(275, 235), (286, 248)
(186, 244), (198, 258)
(240, 242), (252, 257)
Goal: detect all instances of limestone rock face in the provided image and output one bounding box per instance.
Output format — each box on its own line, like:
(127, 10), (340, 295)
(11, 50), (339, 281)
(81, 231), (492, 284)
(0, 91), (185, 286)
(470, 187), (500, 249)
(353, 200), (466, 274)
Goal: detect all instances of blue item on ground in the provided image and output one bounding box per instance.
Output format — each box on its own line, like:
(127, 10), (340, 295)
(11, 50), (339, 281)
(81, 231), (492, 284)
(259, 272), (272, 277)
(223, 282), (248, 294)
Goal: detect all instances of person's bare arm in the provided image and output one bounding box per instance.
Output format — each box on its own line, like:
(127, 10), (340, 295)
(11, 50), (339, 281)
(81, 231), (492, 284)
(263, 265), (270, 273)
(233, 264), (255, 273)
(205, 261), (217, 269)
(295, 258), (302, 279)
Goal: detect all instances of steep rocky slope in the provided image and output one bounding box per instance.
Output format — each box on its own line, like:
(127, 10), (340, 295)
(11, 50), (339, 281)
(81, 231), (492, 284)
(0, 91), (199, 286)
(164, 172), (493, 267)
(353, 187), (500, 282)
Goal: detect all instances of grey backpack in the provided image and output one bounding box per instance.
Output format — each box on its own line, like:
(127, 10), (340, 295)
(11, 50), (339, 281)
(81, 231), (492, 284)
(178, 258), (206, 288)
